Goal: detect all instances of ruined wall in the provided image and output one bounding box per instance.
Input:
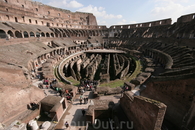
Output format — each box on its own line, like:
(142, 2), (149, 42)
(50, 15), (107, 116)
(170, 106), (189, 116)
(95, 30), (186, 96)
(110, 18), (172, 30)
(0, 66), (45, 124)
(54, 104), (64, 121)
(120, 92), (167, 130)
(177, 13), (195, 24)
(141, 77), (195, 129)
(0, 0), (98, 28)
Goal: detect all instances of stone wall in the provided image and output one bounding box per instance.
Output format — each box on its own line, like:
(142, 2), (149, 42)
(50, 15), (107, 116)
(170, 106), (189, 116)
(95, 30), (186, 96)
(142, 78), (195, 129)
(120, 92), (167, 130)
(0, 0), (97, 27)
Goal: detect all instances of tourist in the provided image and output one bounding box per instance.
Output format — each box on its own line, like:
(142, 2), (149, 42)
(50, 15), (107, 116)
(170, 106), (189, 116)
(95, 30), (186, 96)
(65, 89), (69, 94)
(82, 109), (86, 116)
(80, 94), (83, 104)
(59, 89), (63, 97)
(65, 121), (69, 129)
(81, 88), (84, 94)
(85, 96), (88, 103)
(49, 83), (53, 89)
(84, 98), (86, 104)
(125, 86), (129, 91)
(79, 98), (82, 105)
(45, 78), (49, 85)
(86, 84), (89, 90)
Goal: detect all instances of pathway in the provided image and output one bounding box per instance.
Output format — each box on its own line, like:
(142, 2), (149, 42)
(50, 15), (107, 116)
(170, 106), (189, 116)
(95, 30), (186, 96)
(54, 90), (93, 130)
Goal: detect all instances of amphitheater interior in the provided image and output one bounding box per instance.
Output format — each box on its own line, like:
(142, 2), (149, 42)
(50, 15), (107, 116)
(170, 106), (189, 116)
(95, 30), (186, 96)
(0, 0), (195, 130)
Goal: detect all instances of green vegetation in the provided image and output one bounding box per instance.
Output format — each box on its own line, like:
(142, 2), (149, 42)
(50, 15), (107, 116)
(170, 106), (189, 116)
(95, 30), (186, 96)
(127, 57), (142, 80)
(66, 76), (80, 86)
(54, 65), (60, 81)
(99, 79), (125, 88)
(99, 56), (143, 88)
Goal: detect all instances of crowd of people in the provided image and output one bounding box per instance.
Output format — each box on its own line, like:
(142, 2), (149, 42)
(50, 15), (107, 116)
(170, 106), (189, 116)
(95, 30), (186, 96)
(37, 77), (73, 102)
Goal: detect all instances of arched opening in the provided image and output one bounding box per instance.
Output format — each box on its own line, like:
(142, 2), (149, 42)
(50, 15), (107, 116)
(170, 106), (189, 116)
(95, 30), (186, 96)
(46, 33), (50, 37)
(63, 33), (66, 37)
(55, 33), (58, 37)
(7, 30), (14, 38)
(15, 31), (22, 38)
(30, 32), (35, 37)
(23, 31), (29, 38)
(15, 17), (18, 22)
(6, 15), (9, 20)
(0, 30), (6, 39)
(41, 32), (45, 37)
(36, 32), (40, 37)
(22, 16), (25, 22)
(51, 33), (54, 37)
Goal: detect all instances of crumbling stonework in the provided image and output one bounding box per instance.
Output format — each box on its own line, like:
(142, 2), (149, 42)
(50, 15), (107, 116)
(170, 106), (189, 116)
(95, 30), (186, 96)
(120, 92), (167, 130)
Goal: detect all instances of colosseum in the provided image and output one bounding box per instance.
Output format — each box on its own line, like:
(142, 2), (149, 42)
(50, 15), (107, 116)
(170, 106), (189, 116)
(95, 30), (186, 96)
(0, 0), (195, 130)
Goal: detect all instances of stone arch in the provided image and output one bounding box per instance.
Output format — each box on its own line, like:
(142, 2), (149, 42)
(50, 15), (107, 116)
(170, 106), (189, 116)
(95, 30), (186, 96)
(23, 31), (29, 38)
(63, 32), (67, 37)
(36, 32), (40, 37)
(15, 17), (18, 22)
(7, 30), (14, 38)
(92, 30), (95, 36)
(88, 30), (91, 36)
(59, 28), (64, 33)
(95, 30), (99, 36)
(6, 15), (9, 20)
(15, 31), (22, 38)
(57, 49), (60, 55)
(51, 33), (54, 37)
(63, 29), (70, 37)
(46, 32), (50, 37)
(41, 32), (45, 37)
(0, 29), (6, 38)
(29, 32), (35, 37)
(55, 33), (58, 37)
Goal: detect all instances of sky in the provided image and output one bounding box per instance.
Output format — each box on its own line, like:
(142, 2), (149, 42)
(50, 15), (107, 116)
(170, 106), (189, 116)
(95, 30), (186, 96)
(33, 0), (195, 27)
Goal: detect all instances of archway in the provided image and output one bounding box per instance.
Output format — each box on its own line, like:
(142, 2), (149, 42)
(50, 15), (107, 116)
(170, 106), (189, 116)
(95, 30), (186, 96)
(36, 32), (40, 37)
(30, 32), (35, 37)
(15, 31), (22, 38)
(23, 31), (29, 38)
(7, 30), (14, 38)
(0, 29), (6, 39)
(41, 32), (45, 37)
(46, 33), (50, 37)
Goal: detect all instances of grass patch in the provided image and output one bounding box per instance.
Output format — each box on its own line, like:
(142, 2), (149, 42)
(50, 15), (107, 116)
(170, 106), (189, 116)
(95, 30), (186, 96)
(99, 79), (124, 88)
(66, 76), (80, 86)
(126, 57), (142, 80)
(99, 57), (142, 88)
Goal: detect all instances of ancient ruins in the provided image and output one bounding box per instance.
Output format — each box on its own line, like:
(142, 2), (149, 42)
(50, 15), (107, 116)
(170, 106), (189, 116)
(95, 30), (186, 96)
(0, 0), (195, 130)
